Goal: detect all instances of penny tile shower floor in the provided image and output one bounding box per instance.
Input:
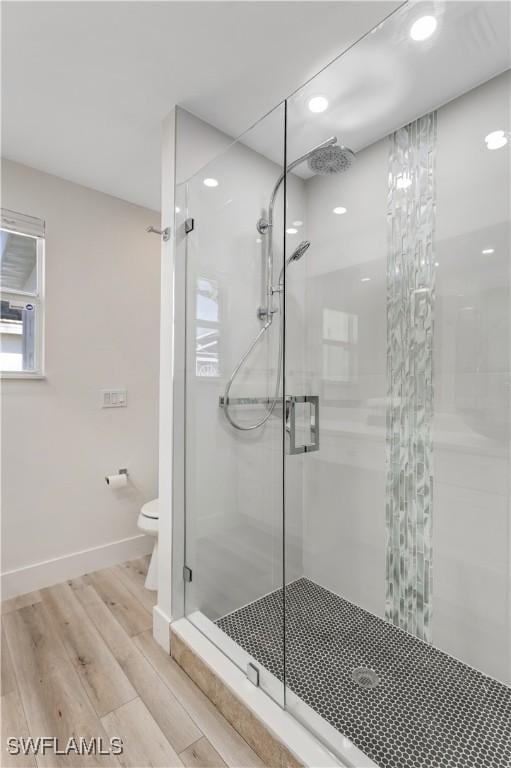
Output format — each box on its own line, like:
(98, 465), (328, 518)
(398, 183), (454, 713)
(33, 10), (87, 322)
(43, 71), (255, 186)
(216, 578), (511, 768)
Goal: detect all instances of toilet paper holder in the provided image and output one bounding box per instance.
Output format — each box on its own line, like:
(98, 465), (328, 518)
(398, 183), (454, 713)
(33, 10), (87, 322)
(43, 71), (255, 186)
(105, 468), (129, 485)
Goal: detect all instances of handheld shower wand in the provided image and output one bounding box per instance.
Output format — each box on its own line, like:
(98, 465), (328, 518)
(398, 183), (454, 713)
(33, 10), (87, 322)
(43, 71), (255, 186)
(222, 240), (310, 432)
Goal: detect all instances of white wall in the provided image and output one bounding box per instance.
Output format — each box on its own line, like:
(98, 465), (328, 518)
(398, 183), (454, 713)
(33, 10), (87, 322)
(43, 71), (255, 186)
(433, 71), (510, 681)
(296, 71), (510, 683)
(1, 160), (161, 598)
(154, 108), (177, 650)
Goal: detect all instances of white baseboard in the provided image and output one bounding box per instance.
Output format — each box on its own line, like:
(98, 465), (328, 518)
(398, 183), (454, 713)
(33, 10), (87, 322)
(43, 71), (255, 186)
(152, 604), (172, 653)
(1, 534), (153, 599)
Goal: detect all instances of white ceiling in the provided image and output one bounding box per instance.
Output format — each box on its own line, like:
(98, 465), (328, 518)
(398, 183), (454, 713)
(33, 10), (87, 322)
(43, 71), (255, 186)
(245, 1), (511, 177)
(1, 0), (400, 211)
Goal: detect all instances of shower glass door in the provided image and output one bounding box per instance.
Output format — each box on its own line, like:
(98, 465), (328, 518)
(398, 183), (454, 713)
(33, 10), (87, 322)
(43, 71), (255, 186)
(176, 104), (287, 704)
(283, 2), (511, 765)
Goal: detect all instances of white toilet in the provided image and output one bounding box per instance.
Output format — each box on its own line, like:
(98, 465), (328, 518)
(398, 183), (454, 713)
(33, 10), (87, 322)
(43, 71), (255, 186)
(137, 498), (158, 591)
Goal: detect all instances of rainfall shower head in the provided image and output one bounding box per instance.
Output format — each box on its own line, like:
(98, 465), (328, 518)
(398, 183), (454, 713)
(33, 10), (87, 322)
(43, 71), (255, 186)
(259, 137), (355, 234)
(289, 240), (310, 263)
(307, 144), (355, 175)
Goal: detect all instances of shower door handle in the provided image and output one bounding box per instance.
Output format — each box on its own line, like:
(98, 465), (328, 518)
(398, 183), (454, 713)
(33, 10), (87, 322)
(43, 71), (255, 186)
(286, 396), (319, 455)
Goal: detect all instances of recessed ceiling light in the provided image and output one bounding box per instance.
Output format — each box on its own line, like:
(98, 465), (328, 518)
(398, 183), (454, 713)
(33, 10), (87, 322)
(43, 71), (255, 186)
(361, 277), (371, 282)
(175, 206), (181, 213)
(203, 178), (219, 187)
(485, 130), (508, 150)
(293, 220), (303, 227)
(410, 15), (437, 41)
(308, 96), (329, 113)
(435, 262), (440, 267)
(482, 248), (495, 254)
(333, 206), (347, 215)
(286, 227), (298, 235)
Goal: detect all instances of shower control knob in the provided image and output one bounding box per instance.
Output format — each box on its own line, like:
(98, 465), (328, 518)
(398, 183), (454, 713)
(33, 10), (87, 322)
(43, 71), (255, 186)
(257, 306), (278, 320)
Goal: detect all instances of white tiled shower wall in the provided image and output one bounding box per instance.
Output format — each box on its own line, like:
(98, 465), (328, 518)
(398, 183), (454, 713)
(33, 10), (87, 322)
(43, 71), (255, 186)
(297, 71), (510, 682)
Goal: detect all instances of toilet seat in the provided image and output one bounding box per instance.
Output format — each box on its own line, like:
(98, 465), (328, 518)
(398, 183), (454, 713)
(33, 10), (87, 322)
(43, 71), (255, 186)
(141, 498), (159, 520)
(138, 497), (159, 591)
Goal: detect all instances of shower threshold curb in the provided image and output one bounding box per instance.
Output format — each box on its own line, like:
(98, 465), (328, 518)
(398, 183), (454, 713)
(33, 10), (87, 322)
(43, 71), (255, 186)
(170, 617), (368, 768)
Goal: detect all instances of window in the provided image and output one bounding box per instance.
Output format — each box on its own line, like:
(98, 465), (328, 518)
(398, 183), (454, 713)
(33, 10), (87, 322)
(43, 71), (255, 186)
(0, 209), (45, 376)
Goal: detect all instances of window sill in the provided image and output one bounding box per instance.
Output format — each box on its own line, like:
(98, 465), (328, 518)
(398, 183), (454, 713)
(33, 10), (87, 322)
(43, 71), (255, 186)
(1, 372), (46, 380)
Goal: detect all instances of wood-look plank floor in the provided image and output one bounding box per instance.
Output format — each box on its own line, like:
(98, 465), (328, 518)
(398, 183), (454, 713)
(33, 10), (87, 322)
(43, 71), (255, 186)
(1, 559), (264, 768)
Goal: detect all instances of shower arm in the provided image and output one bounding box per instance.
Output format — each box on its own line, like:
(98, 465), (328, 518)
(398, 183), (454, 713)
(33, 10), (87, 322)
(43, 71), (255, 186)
(259, 136), (337, 233)
(257, 136), (337, 322)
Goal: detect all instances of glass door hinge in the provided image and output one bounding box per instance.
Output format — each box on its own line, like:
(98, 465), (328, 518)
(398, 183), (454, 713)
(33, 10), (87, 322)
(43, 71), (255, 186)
(183, 566), (193, 583)
(185, 218), (194, 234)
(247, 662), (260, 686)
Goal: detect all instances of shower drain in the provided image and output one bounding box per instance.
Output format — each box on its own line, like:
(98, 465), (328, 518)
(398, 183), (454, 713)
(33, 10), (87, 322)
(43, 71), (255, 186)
(352, 667), (380, 690)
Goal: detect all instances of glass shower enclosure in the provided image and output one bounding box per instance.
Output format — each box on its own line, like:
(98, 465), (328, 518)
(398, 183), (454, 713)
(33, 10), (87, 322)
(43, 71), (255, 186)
(172, 3), (511, 766)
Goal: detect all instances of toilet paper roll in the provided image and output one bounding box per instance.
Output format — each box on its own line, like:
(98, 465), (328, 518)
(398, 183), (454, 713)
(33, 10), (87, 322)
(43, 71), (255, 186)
(105, 473), (128, 489)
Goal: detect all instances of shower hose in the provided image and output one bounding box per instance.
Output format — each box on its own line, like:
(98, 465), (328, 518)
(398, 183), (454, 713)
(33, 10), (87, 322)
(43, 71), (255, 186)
(222, 290), (283, 431)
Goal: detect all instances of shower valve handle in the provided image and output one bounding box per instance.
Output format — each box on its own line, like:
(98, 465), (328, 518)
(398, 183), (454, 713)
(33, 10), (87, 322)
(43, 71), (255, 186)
(257, 306), (278, 321)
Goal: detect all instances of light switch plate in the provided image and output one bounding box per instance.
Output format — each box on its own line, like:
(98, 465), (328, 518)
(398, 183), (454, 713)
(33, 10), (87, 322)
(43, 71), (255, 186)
(101, 389), (127, 408)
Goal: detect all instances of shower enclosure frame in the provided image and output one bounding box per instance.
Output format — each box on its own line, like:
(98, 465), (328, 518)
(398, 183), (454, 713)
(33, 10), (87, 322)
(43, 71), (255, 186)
(166, 101), (377, 766)
(170, 98), (289, 703)
(166, 100), (366, 768)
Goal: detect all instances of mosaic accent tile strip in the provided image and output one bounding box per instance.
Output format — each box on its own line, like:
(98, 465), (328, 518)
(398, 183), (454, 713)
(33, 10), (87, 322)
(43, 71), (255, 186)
(217, 578), (511, 768)
(386, 112), (437, 641)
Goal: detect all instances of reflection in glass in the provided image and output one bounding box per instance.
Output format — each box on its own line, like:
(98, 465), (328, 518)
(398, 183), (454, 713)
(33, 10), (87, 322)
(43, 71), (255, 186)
(322, 309), (358, 383)
(195, 278), (220, 377)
